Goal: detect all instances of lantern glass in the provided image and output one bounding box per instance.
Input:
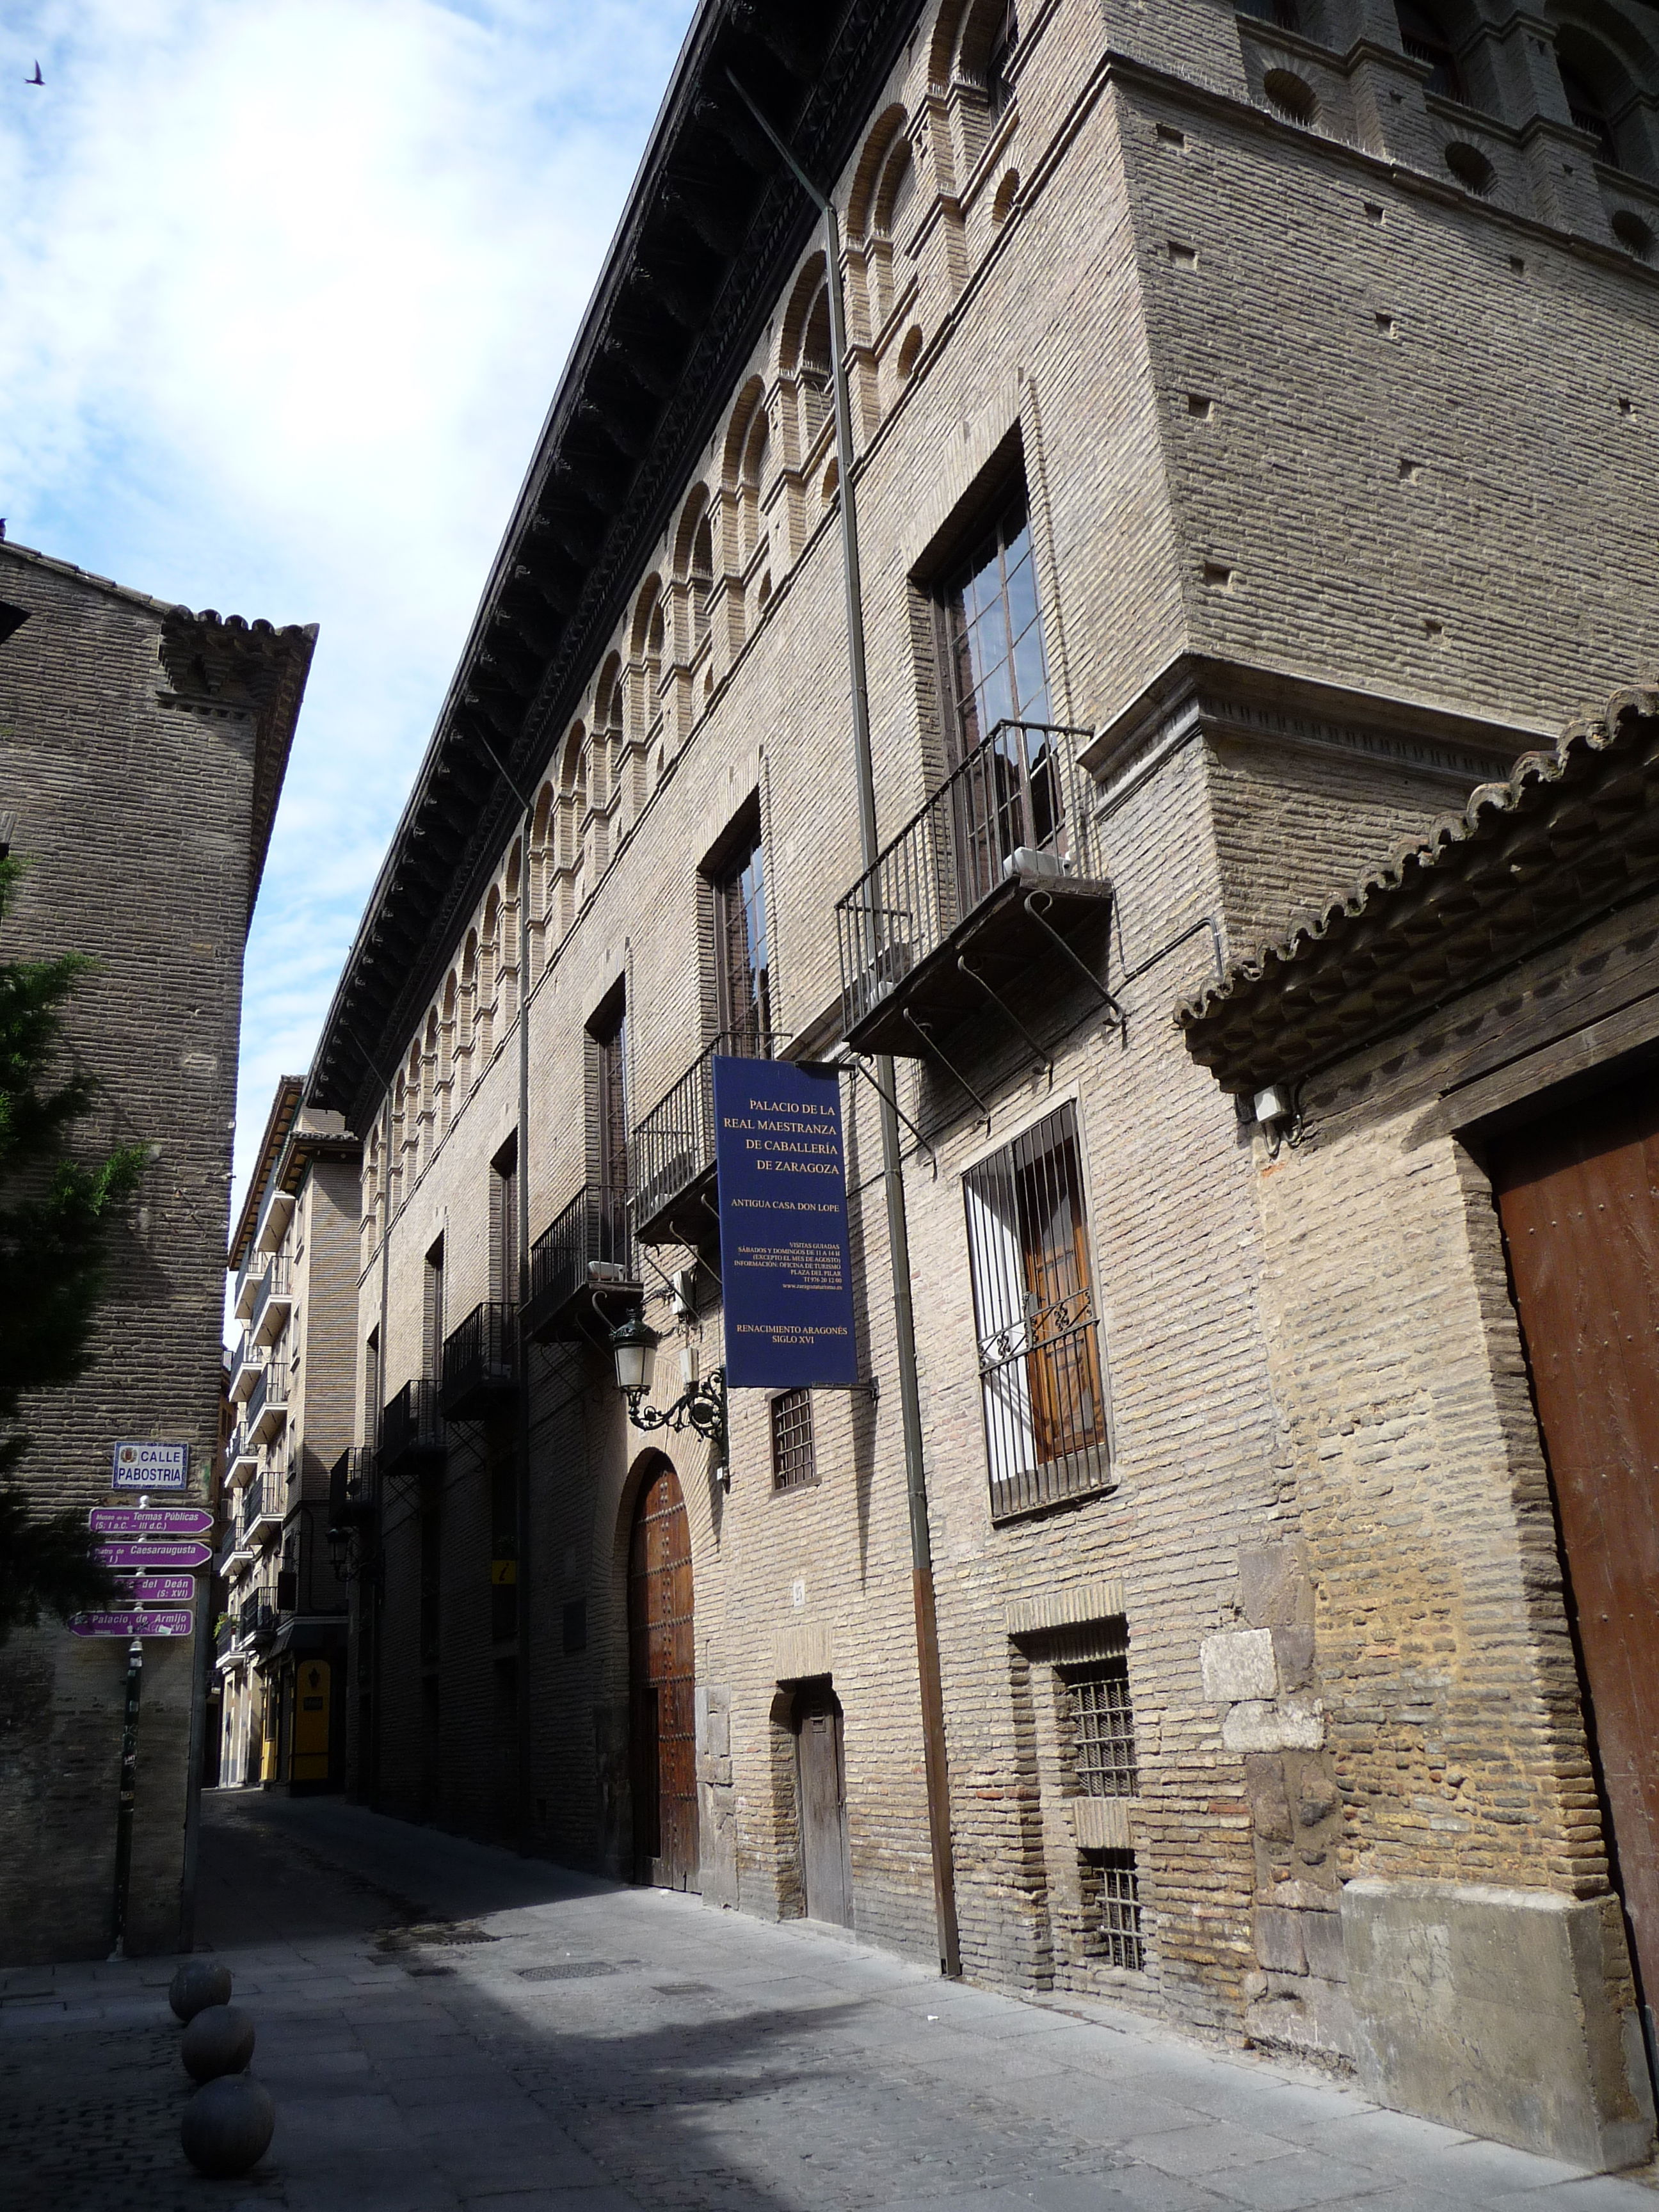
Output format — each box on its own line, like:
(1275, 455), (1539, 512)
(611, 1313), (659, 1395)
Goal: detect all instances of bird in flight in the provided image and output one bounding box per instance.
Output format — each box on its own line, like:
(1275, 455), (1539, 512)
(26, 61), (43, 84)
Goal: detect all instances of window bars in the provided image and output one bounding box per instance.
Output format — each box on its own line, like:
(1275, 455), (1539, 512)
(962, 1102), (1109, 1518)
(1089, 1850), (1146, 1971)
(1067, 1660), (1138, 1798)
(771, 1390), (817, 1491)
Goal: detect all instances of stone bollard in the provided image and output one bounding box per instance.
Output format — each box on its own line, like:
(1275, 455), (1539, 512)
(180, 2003), (256, 2083)
(168, 1959), (232, 2023)
(180, 2075), (276, 2178)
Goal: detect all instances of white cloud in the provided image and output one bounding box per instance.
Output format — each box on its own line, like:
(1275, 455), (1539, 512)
(0, 0), (693, 1242)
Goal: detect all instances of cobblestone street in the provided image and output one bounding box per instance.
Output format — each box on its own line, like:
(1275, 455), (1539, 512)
(2, 1791), (1654, 2212)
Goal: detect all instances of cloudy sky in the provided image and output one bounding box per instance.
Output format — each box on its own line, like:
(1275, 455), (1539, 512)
(0, 0), (693, 1233)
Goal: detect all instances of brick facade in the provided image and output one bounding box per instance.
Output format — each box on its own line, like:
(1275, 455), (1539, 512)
(312, 0), (1659, 2164)
(0, 545), (312, 1963)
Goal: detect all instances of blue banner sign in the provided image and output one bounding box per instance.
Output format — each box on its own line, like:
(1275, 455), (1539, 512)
(713, 1057), (860, 1390)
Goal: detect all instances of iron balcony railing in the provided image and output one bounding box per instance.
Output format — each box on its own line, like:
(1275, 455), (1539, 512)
(227, 1334), (264, 1403)
(214, 1616), (234, 1660)
(238, 1598), (276, 1646)
(632, 1027), (775, 1242)
(380, 1377), (445, 1478)
(246, 1358), (289, 1440)
(440, 1301), (518, 1417)
(836, 720), (1098, 1035)
(248, 1477), (283, 1543)
(328, 1446), (377, 1534)
(249, 1253), (291, 1343)
(525, 1185), (636, 1339)
(232, 1246), (262, 1322)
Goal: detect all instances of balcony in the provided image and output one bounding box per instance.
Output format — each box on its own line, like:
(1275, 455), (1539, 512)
(835, 721), (1112, 1061)
(248, 1476), (284, 1546)
(214, 1615), (235, 1663)
(240, 1599), (276, 1653)
(247, 1358), (289, 1445)
(380, 1378), (445, 1486)
(328, 1446), (377, 1534)
(440, 1301), (518, 1420)
(226, 1422), (259, 1489)
(227, 1336), (263, 1404)
(249, 1254), (293, 1347)
(525, 1185), (639, 1343)
(232, 1247), (262, 1324)
(632, 1028), (774, 1247)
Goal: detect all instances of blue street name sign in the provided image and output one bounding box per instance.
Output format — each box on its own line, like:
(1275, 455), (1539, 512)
(713, 1056), (859, 1390)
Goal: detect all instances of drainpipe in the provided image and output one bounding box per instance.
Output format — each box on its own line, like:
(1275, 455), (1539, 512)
(727, 75), (961, 1978)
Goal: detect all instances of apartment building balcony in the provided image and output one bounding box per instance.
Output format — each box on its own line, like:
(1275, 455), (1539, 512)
(632, 1028), (773, 1247)
(835, 721), (1112, 1061)
(248, 1476), (284, 1546)
(246, 1358), (289, 1446)
(214, 1615), (235, 1664)
(328, 1446), (376, 1535)
(440, 1301), (518, 1420)
(240, 1599), (277, 1653)
(249, 1253), (293, 1347)
(524, 1185), (639, 1343)
(380, 1379), (445, 1487)
(227, 1336), (264, 1404)
(232, 1244), (262, 1324)
(226, 1422), (259, 1489)
(216, 1519), (249, 1576)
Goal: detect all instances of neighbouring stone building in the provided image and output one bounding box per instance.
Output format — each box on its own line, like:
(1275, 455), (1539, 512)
(0, 541), (314, 1962)
(218, 1077), (359, 1791)
(306, 0), (1658, 2165)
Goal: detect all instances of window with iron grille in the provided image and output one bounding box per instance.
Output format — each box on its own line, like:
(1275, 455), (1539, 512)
(1084, 1848), (1146, 1971)
(963, 1102), (1109, 1519)
(771, 1390), (816, 1491)
(1064, 1656), (1137, 1797)
(589, 992), (629, 1205)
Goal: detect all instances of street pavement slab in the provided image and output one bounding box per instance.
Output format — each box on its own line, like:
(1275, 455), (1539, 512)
(1, 1789), (1655, 2212)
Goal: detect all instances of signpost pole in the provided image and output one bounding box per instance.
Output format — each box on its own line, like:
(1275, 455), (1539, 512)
(108, 1636), (144, 1960)
(725, 72), (961, 1978)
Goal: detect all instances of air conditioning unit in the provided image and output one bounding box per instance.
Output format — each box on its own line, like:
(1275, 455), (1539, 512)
(1005, 844), (1064, 881)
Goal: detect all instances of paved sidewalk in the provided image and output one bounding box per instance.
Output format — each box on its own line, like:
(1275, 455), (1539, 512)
(1, 1792), (1654, 2212)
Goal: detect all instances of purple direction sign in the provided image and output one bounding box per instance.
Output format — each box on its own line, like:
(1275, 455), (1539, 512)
(70, 1610), (193, 1639)
(95, 1541), (210, 1573)
(127, 1576), (195, 1605)
(89, 1506), (212, 1537)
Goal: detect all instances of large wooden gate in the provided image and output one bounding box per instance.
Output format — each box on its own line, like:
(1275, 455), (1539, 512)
(627, 1461), (698, 1890)
(1491, 1080), (1659, 2019)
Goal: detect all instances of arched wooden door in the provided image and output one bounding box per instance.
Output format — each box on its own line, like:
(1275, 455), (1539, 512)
(628, 1461), (698, 1889)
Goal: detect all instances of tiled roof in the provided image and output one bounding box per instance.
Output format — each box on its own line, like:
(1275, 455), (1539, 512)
(1178, 685), (1659, 1093)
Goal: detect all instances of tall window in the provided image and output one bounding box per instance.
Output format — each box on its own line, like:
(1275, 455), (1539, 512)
(963, 1102), (1108, 1519)
(712, 819), (771, 1052)
(1395, 1), (1465, 102)
(771, 1390), (816, 1491)
(422, 1237), (445, 1384)
(938, 490), (1050, 762)
(365, 1326), (380, 1439)
(593, 997), (629, 1206)
(491, 1135), (519, 1308)
(985, 1), (1020, 119)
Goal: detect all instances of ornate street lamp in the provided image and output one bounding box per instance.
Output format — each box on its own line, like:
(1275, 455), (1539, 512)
(609, 1309), (728, 1471)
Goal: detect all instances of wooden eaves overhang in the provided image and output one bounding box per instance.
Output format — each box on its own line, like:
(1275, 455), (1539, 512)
(1178, 686), (1659, 1096)
(227, 1075), (304, 1272)
(307, 0), (926, 1126)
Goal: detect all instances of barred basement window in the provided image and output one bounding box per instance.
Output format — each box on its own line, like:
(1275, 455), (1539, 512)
(1066, 1658), (1137, 1797)
(1084, 1848), (1146, 1970)
(772, 1390), (817, 1491)
(963, 1102), (1110, 1518)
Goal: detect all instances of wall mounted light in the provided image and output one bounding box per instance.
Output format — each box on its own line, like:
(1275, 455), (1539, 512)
(610, 1309), (729, 1473)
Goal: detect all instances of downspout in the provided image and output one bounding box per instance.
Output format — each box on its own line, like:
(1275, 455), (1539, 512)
(728, 75), (961, 1976)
